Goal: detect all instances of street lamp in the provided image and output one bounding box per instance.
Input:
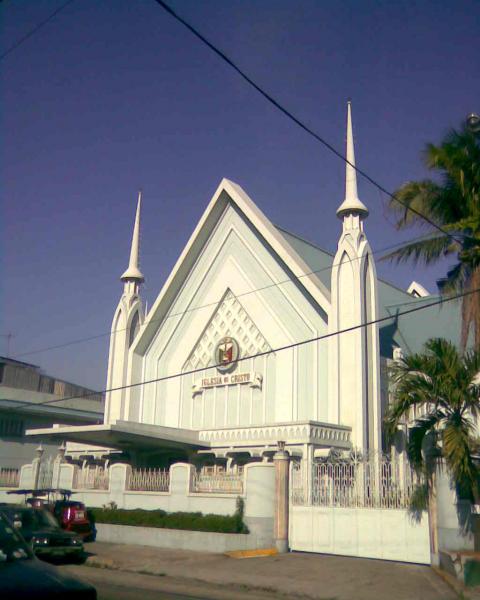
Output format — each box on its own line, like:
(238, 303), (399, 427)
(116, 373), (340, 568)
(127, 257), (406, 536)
(466, 113), (480, 133)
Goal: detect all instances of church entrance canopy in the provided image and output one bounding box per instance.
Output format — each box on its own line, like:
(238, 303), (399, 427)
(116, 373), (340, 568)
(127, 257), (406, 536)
(26, 420), (209, 453)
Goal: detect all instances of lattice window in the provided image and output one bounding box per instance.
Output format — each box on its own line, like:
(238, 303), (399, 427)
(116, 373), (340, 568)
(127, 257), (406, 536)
(184, 289), (271, 371)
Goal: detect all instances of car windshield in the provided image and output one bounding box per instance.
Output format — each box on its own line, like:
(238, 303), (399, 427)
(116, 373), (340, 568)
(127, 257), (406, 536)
(18, 508), (59, 530)
(0, 513), (32, 563)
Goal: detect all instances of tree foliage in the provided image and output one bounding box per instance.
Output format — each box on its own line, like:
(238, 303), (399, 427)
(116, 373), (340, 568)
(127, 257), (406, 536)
(385, 338), (480, 505)
(385, 125), (480, 348)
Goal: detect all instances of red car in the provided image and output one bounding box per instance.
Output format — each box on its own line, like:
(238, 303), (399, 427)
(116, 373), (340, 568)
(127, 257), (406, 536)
(9, 488), (95, 541)
(52, 499), (94, 541)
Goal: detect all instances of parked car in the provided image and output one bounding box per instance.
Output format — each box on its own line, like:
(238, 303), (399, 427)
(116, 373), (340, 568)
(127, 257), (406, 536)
(0, 505), (84, 560)
(0, 511), (96, 599)
(52, 497), (95, 541)
(8, 488), (95, 541)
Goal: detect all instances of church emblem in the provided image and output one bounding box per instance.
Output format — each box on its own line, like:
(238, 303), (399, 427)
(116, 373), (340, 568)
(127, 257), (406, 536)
(214, 337), (240, 372)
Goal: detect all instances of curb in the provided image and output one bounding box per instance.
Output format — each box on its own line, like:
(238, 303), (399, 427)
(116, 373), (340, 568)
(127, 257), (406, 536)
(432, 566), (480, 600)
(225, 548), (278, 559)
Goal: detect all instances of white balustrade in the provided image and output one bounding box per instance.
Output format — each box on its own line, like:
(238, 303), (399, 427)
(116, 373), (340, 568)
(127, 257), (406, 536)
(0, 468), (20, 488)
(127, 468), (170, 492)
(191, 470), (244, 494)
(73, 466), (109, 490)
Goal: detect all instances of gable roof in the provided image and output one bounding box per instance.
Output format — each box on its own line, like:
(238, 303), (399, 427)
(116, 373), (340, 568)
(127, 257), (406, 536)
(134, 179), (331, 354)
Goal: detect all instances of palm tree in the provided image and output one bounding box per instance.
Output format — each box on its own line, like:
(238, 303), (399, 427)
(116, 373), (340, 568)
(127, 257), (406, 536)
(385, 124), (480, 348)
(385, 338), (480, 508)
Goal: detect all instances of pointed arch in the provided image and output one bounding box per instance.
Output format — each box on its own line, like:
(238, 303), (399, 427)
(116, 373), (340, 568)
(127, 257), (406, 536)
(128, 310), (140, 348)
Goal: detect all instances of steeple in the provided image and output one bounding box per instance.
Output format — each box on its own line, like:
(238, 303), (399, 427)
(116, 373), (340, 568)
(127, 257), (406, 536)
(336, 101), (369, 219)
(105, 190), (146, 424)
(121, 191), (144, 283)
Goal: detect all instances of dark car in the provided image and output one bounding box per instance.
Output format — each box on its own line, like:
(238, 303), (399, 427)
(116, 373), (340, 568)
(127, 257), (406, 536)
(0, 505), (84, 560)
(0, 512), (96, 599)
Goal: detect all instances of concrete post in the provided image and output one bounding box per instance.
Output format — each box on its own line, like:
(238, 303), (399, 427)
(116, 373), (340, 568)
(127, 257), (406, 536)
(31, 444), (44, 489)
(53, 442), (66, 488)
(58, 464), (75, 490)
(109, 464), (131, 509)
(273, 441), (290, 553)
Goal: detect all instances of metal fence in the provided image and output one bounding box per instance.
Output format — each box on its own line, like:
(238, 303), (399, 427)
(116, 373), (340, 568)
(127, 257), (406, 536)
(191, 471), (244, 494)
(292, 453), (418, 509)
(37, 457), (54, 489)
(0, 468), (20, 488)
(127, 468), (170, 492)
(73, 466), (109, 490)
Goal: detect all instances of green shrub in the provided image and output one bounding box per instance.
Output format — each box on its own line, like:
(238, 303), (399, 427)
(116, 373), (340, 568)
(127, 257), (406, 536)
(90, 499), (249, 534)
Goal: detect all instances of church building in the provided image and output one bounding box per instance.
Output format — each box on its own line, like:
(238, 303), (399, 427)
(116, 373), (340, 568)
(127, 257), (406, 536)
(29, 104), (460, 470)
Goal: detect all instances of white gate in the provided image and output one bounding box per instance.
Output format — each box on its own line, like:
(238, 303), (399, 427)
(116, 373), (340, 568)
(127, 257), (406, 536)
(289, 454), (431, 564)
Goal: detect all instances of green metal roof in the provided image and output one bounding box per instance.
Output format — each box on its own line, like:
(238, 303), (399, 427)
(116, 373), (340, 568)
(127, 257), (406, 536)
(277, 226), (462, 357)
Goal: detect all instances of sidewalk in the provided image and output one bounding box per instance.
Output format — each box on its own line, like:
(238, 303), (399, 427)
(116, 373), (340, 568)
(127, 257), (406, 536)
(83, 542), (457, 600)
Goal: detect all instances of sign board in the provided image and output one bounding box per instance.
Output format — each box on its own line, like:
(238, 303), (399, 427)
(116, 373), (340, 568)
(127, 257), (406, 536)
(192, 372), (262, 395)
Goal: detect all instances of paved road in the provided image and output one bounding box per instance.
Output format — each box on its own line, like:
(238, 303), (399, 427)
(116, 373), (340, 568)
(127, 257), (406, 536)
(62, 565), (284, 600)
(75, 542), (457, 600)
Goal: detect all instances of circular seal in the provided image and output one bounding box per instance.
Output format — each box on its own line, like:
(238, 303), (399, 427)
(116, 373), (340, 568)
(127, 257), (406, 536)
(214, 336), (240, 372)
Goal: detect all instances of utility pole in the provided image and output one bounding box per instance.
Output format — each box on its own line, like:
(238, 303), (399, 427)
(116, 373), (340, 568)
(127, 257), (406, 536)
(0, 333), (14, 357)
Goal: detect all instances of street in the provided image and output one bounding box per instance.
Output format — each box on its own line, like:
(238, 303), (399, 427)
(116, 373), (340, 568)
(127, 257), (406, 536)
(62, 565), (287, 600)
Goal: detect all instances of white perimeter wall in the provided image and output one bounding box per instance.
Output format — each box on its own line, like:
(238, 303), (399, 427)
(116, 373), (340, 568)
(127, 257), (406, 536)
(289, 505), (430, 564)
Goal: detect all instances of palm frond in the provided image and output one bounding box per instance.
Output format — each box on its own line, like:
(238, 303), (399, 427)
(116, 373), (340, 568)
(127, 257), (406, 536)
(442, 417), (479, 501)
(408, 481), (429, 522)
(386, 124), (480, 348)
(407, 413), (442, 471)
(382, 234), (456, 265)
(388, 180), (443, 228)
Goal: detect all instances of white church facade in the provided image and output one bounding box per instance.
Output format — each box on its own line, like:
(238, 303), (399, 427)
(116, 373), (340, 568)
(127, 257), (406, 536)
(30, 104), (459, 470)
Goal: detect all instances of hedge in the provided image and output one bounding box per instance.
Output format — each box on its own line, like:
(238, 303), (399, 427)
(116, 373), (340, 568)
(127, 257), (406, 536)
(89, 500), (248, 534)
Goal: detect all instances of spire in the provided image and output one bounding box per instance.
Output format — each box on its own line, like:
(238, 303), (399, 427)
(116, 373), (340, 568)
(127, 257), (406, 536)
(336, 101), (369, 219)
(121, 191), (145, 283)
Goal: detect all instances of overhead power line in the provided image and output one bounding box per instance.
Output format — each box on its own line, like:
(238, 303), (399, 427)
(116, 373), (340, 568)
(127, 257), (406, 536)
(15, 233), (433, 359)
(0, 0), (75, 61)
(152, 0), (468, 245)
(14, 285), (479, 414)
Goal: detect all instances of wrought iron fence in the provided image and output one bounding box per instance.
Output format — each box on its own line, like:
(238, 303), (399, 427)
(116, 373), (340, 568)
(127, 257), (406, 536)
(73, 466), (109, 490)
(191, 470), (244, 494)
(292, 452), (418, 509)
(0, 468), (20, 488)
(127, 468), (170, 492)
(37, 457), (54, 489)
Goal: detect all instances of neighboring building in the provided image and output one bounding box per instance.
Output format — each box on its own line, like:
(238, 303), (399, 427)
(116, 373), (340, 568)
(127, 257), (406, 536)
(28, 103), (461, 470)
(0, 356), (104, 487)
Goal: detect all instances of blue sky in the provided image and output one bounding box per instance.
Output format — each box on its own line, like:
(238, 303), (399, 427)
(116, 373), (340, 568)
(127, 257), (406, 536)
(1, 0), (479, 390)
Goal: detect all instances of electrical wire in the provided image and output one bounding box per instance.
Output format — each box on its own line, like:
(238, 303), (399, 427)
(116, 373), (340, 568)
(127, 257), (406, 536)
(152, 0), (470, 245)
(12, 285), (479, 414)
(0, 0), (75, 61)
(14, 232), (434, 359)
